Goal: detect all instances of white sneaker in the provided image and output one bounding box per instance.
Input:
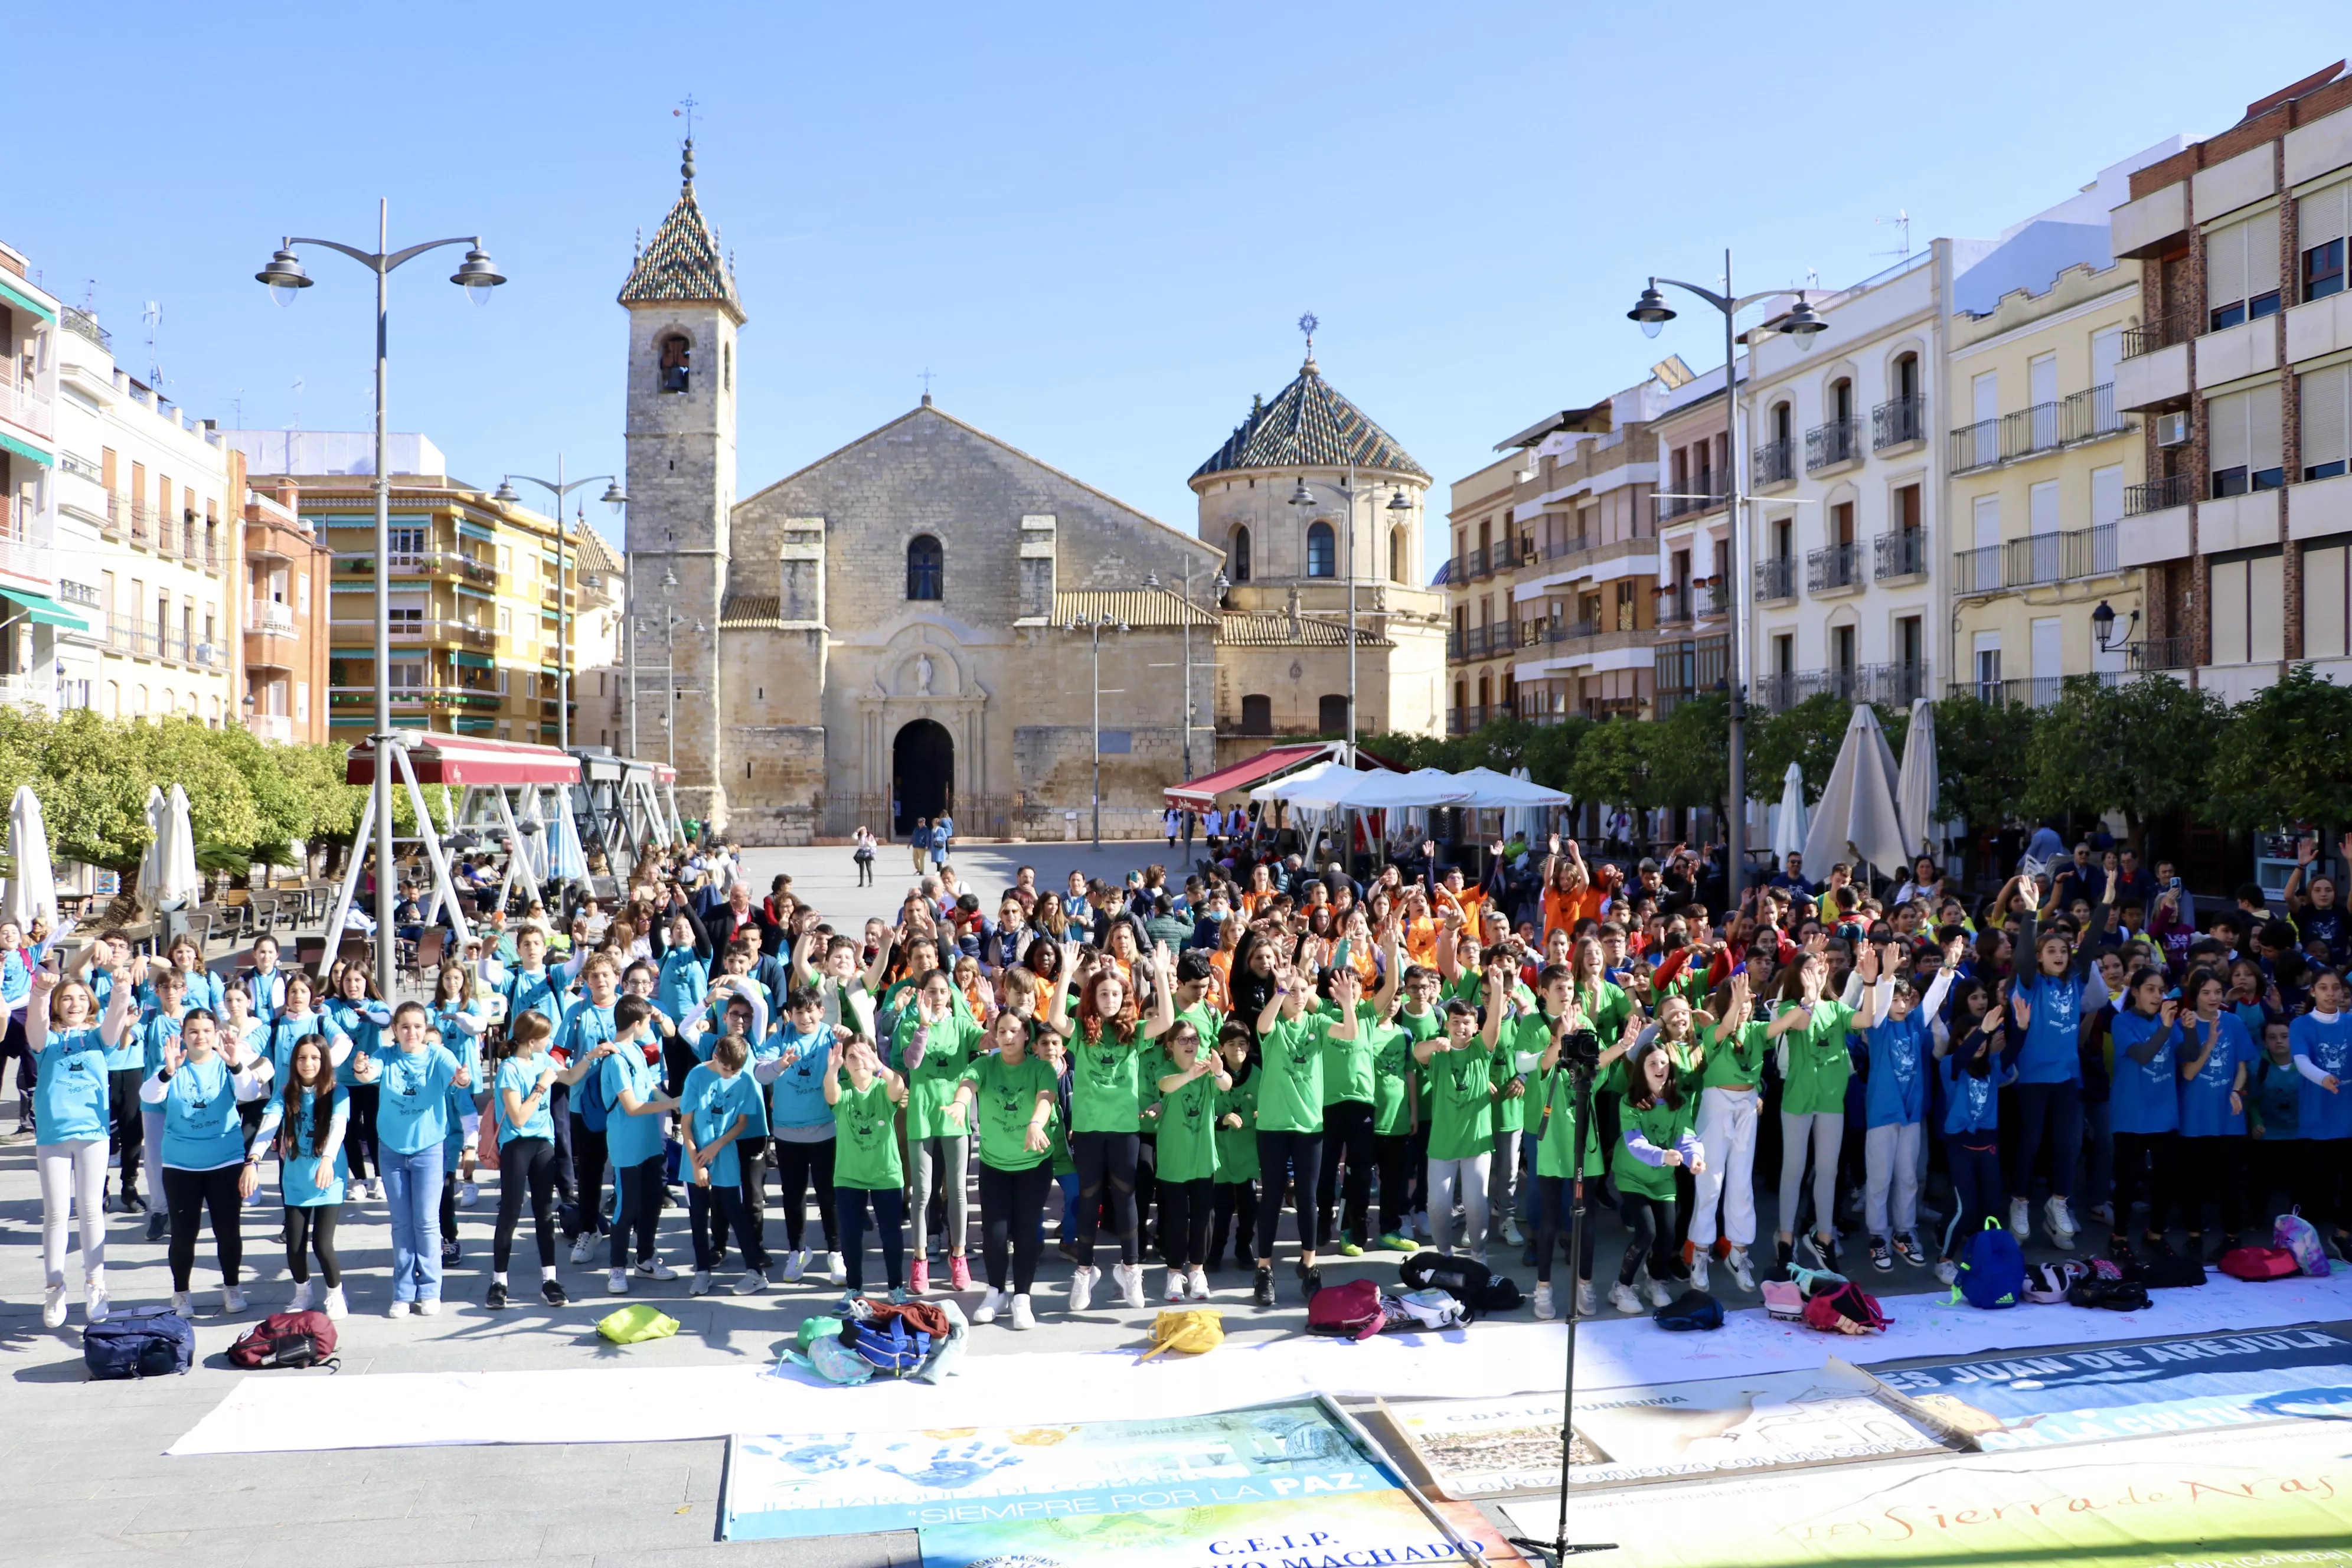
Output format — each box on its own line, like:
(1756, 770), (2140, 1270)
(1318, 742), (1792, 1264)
(413, 1298), (440, 1317)
(1609, 1283), (1642, 1314)
(1187, 1267), (1210, 1301)
(352, 1179), (372, 1201)
(170, 1291), (193, 1317)
(85, 1272), (112, 1324)
(570, 1236), (596, 1265)
(458, 1181), (481, 1208)
(1647, 1276), (1674, 1309)
(1531, 1283), (1557, 1321)
(2045, 1196), (2079, 1243)
(607, 1268), (629, 1295)
(1501, 1214), (1525, 1247)
(1574, 1280), (1596, 1318)
(1728, 1247), (1756, 1292)
(324, 1285), (348, 1319)
(733, 1269), (767, 1295)
(633, 1259), (679, 1282)
(222, 1286), (249, 1315)
(690, 1269), (714, 1296)
(1114, 1262), (1148, 1309)
(1164, 1269), (1186, 1304)
(1933, 1259), (1958, 1286)
(1067, 1265), (1096, 1312)
(42, 1285), (66, 1329)
(827, 1252), (847, 1285)
(288, 1280), (313, 1314)
(779, 1250), (806, 1283)
(2008, 1198), (2030, 1237)
(974, 1286), (1003, 1324)
(1010, 1292), (1037, 1330)
(1690, 1254), (1711, 1292)
(386, 1299), (410, 1318)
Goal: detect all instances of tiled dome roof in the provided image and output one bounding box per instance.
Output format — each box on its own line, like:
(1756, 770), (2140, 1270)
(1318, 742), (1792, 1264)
(618, 142), (745, 324)
(1191, 355), (1427, 483)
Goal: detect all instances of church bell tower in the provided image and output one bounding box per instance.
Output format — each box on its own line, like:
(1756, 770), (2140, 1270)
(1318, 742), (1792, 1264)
(619, 136), (745, 826)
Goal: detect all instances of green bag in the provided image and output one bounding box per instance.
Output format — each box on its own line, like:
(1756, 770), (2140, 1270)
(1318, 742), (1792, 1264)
(597, 1304), (680, 1344)
(795, 1314), (846, 1353)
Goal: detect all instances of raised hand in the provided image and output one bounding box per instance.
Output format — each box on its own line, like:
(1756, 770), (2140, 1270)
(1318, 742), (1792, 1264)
(2011, 991), (2032, 1029)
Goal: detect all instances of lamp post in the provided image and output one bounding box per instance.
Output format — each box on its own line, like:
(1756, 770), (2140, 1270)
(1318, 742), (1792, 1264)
(255, 201), (505, 996)
(1285, 467), (1416, 762)
(1626, 256), (1824, 914)
(494, 461), (626, 753)
(1145, 560), (1229, 782)
(1066, 609), (1127, 847)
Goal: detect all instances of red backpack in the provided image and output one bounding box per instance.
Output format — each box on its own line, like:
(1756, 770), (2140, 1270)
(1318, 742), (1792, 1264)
(1305, 1278), (1387, 1341)
(2218, 1246), (2300, 1282)
(1802, 1281), (1890, 1335)
(227, 1310), (339, 1371)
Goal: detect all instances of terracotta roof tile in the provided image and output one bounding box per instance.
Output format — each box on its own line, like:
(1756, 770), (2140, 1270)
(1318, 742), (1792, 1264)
(1193, 356), (1426, 482)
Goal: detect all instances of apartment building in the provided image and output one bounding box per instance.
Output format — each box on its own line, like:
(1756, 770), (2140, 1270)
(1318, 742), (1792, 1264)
(1649, 359), (1737, 716)
(0, 244), (63, 711)
(239, 481), (334, 743)
(1442, 453), (1520, 731)
(224, 431), (620, 744)
(2110, 63), (2352, 699)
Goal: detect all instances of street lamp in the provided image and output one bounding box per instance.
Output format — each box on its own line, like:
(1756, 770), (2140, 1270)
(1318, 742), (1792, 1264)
(253, 201), (505, 997)
(1066, 609), (1127, 847)
(1145, 562), (1229, 783)
(1624, 256), (1822, 917)
(498, 460), (626, 752)
(1288, 464), (1411, 761)
(2092, 599), (2140, 655)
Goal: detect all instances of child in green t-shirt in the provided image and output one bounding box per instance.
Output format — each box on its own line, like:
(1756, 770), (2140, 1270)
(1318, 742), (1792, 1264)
(823, 1031), (909, 1306)
(1208, 1022), (1260, 1270)
(1417, 994), (1502, 1265)
(1153, 1020), (1233, 1303)
(1609, 1038), (1704, 1315)
(950, 1009), (1060, 1329)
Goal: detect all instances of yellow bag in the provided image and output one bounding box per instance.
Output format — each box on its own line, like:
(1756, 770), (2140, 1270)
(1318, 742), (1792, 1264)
(597, 1304), (680, 1344)
(1139, 1308), (1223, 1361)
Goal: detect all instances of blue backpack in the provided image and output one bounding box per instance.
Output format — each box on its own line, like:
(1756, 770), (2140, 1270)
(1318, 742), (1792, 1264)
(847, 1315), (932, 1377)
(1955, 1218), (2024, 1309)
(85, 1308), (195, 1380)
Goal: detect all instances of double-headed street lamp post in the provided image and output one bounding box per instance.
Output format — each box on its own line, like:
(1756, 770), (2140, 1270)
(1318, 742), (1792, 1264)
(1145, 560), (1228, 783)
(494, 461), (626, 753)
(1065, 609), (1127, 847)
(1626, 257), (1824, 912)
(255, 202), (505, 996)
(1288, 466), (1413, 760)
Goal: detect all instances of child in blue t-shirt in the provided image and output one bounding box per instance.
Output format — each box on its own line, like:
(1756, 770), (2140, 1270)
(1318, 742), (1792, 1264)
(750, 987), (840, 1283)
(2108, 967), (2184, 1259)
(1854, 962), (1952, 1272)
(1932, 996), (2015, 1285)
(2288, 969), (2351, 1259)
(2176, 966), (2252, 1257)
(680, 1033), (772, 1293)
(485, 1011), (567, 1311)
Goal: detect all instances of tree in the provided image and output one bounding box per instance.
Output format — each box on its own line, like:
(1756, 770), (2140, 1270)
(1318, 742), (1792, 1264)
(2021, 675), (2226, 842)
(26, 711), (160, 871)
(1932, 691), (2039, 842)
(1565, 717), (1657, 810)
(1652, 693), (1729, 813)
(136, 718), (262, 855)
(1746, 692), (1849, 806)
(2207, 664), (2352, 829)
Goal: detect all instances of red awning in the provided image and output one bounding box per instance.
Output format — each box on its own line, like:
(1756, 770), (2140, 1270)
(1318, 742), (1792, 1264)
(347, 731), (583, 788)
(1162, 743), (1335, 808)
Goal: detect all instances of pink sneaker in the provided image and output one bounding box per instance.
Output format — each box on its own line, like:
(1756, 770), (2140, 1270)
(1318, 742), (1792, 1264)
(949, 1255), (972, 1292)
(909, 1259), (930, 1296)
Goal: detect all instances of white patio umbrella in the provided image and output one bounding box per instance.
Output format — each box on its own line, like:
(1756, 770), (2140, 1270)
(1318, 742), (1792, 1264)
(514, 789), (551, 886)
(164, 785), (202, 907)
(1770, 762), (1809, 870)
(1249, 760), (1366, 808)
(1802, 706), (1908, 882)
(1451, 766), (1571, 808)
(550, 790), (590, 883)
(134, 785), (169, 907)
(1323, 767), (1471, 810)
(4, 784), (58, 930)
(1896, 696), (1942, 862)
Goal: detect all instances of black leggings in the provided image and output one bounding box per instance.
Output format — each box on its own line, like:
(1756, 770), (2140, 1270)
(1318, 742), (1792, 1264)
(2007, 1080), (2083, 1202)
(1158, 1175), (1216, 1270)
(567, 1115), (610, 1240)
(1071, 1130), (1140, 1270)
(772, 1137), (839, 1250)
(610, 1155), (663, 1269)
(1532, 1174), (1596, 1285)
(2180, 1135), (2249, 1238)
(1616, 1189), (1680, 1287)
(735, 1137), (769, 1247)
(977, 1161), (1054, 1293)
(440, 1170), (459, 1242)
(690, 1182), (769, 1271)
(108, 1069), (146, 1199)
(285, 1204), (342, 1286)
(495, 1136), (559, 1271)
(1253, 1129), (1325, 1263)
(1315, 1100), (1376, 1247)
(834, 1185), (906, 1292)
(1373, 1132), (1416, 1237)
(1213, 1178), (1260, 1265)
(2111, 1129), (2180, 1237)
(345, 1083), (380, 1182)
(164, 1164), (244, 1292)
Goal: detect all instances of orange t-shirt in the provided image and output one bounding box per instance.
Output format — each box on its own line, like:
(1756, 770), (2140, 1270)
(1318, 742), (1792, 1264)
(1544, 886), (1605, 937)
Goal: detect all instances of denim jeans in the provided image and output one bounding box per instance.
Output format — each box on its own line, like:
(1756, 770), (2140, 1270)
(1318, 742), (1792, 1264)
(380, 1144), (446, 1302)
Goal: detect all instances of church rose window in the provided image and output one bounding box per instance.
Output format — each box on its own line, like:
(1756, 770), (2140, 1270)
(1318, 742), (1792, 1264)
(906, 534), (944, 600)
(1306, 521), (1335, 578)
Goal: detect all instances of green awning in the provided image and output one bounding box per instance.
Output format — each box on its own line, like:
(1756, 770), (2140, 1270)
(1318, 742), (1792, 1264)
(0, 429), (52, 468)
(1, 587), (90, 632)
(0, 275), (56, 325)
(453, 650), (495, 669)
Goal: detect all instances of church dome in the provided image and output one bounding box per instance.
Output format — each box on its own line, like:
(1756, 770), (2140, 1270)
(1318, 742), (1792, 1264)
(618, 139), (746, 325)
(1190, 352), (1427, 486)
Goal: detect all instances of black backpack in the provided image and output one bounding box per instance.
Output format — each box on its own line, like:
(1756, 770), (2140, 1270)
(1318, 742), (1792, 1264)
(1400, 1250), (1521, 1317)
(2129, 1256), (2209, 1289)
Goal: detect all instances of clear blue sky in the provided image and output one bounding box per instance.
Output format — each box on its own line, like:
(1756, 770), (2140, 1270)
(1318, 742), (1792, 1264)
(8, 4), (2312, 561)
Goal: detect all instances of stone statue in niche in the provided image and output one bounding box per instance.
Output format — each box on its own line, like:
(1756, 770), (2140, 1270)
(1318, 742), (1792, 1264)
(916, 654), (935, 695)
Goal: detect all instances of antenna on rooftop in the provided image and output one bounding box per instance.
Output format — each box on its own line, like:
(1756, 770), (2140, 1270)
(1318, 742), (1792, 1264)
(1874, 210), (1912, 256)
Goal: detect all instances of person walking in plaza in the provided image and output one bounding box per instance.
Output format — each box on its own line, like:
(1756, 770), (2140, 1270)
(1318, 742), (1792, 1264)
(853, 826), (878, 887)
(909, 818), (932, 878)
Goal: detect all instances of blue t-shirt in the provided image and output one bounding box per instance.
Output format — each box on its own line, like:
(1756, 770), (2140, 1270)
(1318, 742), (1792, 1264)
(2179, 1014), (2250, 1138)
(277, 1086), (350, 1206)
(34, 1025), (110, 1142)
(680, 1063), (768, 1185)
(371, 1044), (461, 1154)
(599, 1046), (666, 1167)
(2108, 1011), (2181, 1135)
(1936, 1053), (2001, 1137)
(2011, 968), (2083, 1084)
(244, 967), (292, 1028)
(554, 997), (619, 1068)
(657, 950), (708, 1030)
(494, 1054), (556, 1144)
(441, 1033), (484, 1159)
(499, 966), (573, 1031)
(2248, 1054), (2304, 1140)
(158, 1057), (249, 1170)
(762, 1023), (837, 1132)
(324, 998), (388, 1086)
(2289, 1012), (2352, 1141)
(264, 1008), (340, 1087)
(101, 994), (149, 1073)
(1, 947), (30, 1010)
(1860, 1012), (1930, 1129)
(136, 1005), (187, 1076)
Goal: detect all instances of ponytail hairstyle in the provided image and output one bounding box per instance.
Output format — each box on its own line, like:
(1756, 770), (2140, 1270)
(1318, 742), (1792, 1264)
(501, 1010), (553, 1064)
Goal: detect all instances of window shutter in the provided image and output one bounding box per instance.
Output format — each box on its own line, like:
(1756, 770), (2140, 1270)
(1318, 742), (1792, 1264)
(2211, 558), (2250, 664)
(2305, 181), (2352, 254)
(2305, 545), (2348, 661)
(2252, 554), (2285, 662)
(2249, 381), (2284, 475)
(2208, 222), (2248, 308)
(2209, 388), (2249, 472)
(2248, 208), (2281, 294)
(2303, 364), (2351, 472)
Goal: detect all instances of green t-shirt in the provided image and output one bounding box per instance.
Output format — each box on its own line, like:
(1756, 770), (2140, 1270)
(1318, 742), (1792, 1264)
(1175, 1001), (1225, 1049)
(832, 1077), (903, 1190)
(1425, 1035), (1500, 1161)
(1775, 998), (1858, 1116)
(1155, 1069), (1223, 1183)
(1256, 1013), (1329, 1133)
(1369, 1023), (1417, 1136)
(1531, 1066), (1605, 1179)
(1397, 1005), (1443, 1115)
(1614, 1095), (1696, 1200)
(1701, 1017), (1770, 1090)
(895, 1010), (982, 1141)
(1499, 1011), (1562, 1135)
(958, 1051), (1057, 1172)
(1321, 1002), (1378, 1106)
(1575, 978), (1631, 1050)
(1215, 1067), (1260, 1180)
(1069, 1025), (1145, 1134)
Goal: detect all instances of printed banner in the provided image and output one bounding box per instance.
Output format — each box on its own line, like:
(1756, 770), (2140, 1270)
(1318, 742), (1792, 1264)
(723, 1402), (1393, 1541)
(1389, 1360), (1947, 1497)
(1874, 1327), (2352, 1451)
(919, 1487), (1517, 1568)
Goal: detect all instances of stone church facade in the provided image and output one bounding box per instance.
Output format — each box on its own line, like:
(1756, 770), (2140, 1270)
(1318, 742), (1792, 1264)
(619, 148), (1448, 842)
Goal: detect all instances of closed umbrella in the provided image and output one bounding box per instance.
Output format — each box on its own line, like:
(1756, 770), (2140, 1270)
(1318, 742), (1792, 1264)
(164, 785), (202, 907)
(1770, 762), (1809, 870)
(1896, 697), (1942, 861)
(135, 785), (169, 907)
(1802, 705), (1907, 883)
(550, 790), (589, 884)
(514, 789), (550, 886)
(4, 784), (57, 930)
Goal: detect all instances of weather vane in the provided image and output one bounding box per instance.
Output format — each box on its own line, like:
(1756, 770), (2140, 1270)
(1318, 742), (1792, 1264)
(674, 93), (698, 142)
(1298, 311), (1318, 361)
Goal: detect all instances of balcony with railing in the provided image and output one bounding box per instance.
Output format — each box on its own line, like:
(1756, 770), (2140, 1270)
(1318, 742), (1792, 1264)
(1755, 555), (1796, 602)
(1950, 671), (2125, 708)
(1873, 527), (1928, 581)
(331, 615), (500, 652)
(1949, 387), (2128, 473)
(1446, 704), (1487, 735)
(247, 599), (297, 635)
(1753, 662), (1929, 713)
(60, 305), (111, 350)
(2131, 636), (2195, 671)
(341, 550), (498, 586)
(247, 712), (295, 743)
(2125, 472), (2194, 517)
(1521, 616), (1602, 650)
(1872, 394), (1928, 451)
(106, 620), (227, 668)
(2122, 309), (2194, 359)
(0, 504), (54, 586)
(1752, 436), (1795, 488)
(1806, 541), (1863, 594)
(1951, 524), (2119, 598)
(0, 378), (54, 442)
(1804, 417), (1862, 474)
(0, 671), (54, 712)
(1654, 487), (1724, 524)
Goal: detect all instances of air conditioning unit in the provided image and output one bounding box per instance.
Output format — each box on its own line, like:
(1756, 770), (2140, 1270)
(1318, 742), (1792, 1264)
(2155, 411), (2190, 448)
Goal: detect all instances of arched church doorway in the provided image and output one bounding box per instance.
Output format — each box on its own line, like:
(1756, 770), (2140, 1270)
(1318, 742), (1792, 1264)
(892, 719), (954, 835)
